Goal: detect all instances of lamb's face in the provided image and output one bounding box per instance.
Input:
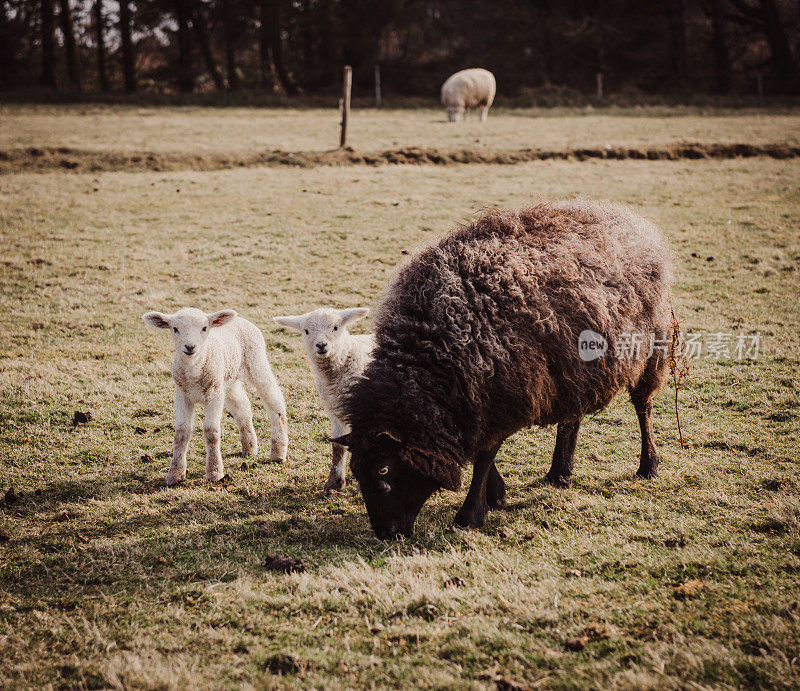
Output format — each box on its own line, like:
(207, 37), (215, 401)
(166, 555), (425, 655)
(273, 307), (369, 360)
(143, 307), (237, 359)
(168, 308), (212, 357)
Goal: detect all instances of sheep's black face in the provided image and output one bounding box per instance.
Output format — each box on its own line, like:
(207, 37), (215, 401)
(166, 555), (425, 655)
(346, 434), (439, 540)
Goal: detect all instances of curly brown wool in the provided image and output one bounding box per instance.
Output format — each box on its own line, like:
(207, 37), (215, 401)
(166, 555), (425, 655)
(344, 199), (674, 536)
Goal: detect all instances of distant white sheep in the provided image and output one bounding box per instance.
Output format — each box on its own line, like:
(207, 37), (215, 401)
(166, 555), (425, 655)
(273, 307), (374, 493)
(441, 68), (496, 122)
(143, 307), (288, 485)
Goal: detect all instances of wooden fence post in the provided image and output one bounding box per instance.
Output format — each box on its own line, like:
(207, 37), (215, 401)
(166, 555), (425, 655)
(340, 65), (352, 148)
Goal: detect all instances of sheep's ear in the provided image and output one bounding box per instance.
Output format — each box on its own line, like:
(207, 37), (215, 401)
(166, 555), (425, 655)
(143, 311), (171, 330)
(207, 309), (236, 328)
(273, 315), (305, 331)
(340, 307), (370, 328)
(377, 430), (402, 445)
(401, 446), (462, 491)
(330, 433), (352, 447)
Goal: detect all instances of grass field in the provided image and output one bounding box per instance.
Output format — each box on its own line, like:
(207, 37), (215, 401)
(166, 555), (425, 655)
(1, 107), (799, 689)
(2, 104), (799, 154)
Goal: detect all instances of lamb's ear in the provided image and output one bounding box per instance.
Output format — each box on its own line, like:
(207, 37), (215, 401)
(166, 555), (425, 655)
(273, 315), (305, 331)
(340, 307), (370, 328)
(400, 445), (462, 491)
(143, 311), (171, 330)
(207, 309), (237, 328)
(330, 433), (352, 447)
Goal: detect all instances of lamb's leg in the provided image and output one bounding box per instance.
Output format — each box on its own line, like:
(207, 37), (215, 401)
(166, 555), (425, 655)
(323, 418), (347, 494)
(225, 381), (257, 456)
(454, 444), (501, 529)
(486, 461), (507, 509)
(167, 391), (194, 486)
(203, 394), (226, 482)
(479, 105), (488, 122)
(545, 419), (581, 487)
(248, 359), (288, 462)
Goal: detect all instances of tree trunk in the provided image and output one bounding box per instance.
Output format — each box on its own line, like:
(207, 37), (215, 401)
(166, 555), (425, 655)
(269, 0), (299, 95)
(175, 0), (194, 93)
(118, 0), (136, 92)
(94, 0), (110, 91)
(224, 8), (239, 90)
(191, 2), (225, 91)
(40, 0), (57, 88)
(58, 0), (81, 90)
(258, 0), (280, 91)
(665, 0), (687, 87)
(758, 0), (795, 83)
(710, 0), (731, 93)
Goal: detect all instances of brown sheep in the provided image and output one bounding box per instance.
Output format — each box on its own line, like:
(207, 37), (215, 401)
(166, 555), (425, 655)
(333, 200), (675, 539)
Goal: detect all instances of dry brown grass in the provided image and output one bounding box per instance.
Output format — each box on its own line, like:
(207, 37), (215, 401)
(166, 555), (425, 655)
(0, 119), (799, 688)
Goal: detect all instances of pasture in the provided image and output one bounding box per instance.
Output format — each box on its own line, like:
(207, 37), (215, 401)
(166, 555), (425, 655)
(1, 105), (799, 689)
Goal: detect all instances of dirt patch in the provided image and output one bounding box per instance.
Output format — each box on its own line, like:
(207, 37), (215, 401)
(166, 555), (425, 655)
(1, 142), (798, 174)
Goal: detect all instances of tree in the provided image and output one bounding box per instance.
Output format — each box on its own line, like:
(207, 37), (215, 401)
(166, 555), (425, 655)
(119, 0), (137, 92)
(665, 0), (688, 86)
(262, 0), (298, 94)
(191, 0), (225, 91)
(93, 0), (110, 91)
(58, 0), (81, 90)
(175, 0), (194, 92)
(710, 0), (732, 92)
(40, 0), (57, 88)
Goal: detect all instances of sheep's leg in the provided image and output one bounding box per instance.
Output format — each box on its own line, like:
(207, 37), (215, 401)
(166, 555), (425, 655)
(454, 444), (501, 529)
(323, 418), (347, 494)
(226, 381), (257, 456)
(545, 419), (581, 487)
(486, 461), (507, 509)
(632, 396), (659, 478)
(249, 363), (288, 462)
(167, 391), (194, 486)
(479, 105), (488, 122)
(203, 394), (226, 482)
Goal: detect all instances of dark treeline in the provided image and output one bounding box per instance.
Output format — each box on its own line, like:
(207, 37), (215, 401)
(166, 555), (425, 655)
(1, 0), (798, 99)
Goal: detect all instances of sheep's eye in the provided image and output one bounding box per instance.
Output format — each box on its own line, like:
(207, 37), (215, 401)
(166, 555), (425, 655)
(304, 329), (309, 335)
(378, 466), (389, 476)
(173, 327), (178, 333)
(201, 326), (207, 332)
(333, 326), (338, 331)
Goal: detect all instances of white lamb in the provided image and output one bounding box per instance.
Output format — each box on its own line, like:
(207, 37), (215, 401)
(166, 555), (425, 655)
(143, 307), (288, 486)
(441, 68), (496, 122)
(273, 307), (374, 493)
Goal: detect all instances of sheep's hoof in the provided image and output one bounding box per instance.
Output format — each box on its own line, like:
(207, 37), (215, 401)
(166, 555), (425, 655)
(544, 473), (570, 488)
(205, 470), (226, 483)
(324, 475), (345, 495)
(241, 442), (258, 456)
(453, 504), (488, 530)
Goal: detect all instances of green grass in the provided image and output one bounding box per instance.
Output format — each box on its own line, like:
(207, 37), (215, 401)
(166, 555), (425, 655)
(0, 111), (799, 688)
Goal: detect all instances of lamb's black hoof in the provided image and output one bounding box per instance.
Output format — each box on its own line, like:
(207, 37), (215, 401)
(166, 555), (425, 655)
(636, 454), (660, 479)
(487, 491), (507, 510)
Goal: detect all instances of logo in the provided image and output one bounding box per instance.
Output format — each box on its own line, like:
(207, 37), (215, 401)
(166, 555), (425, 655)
(578, 330), (608, 362)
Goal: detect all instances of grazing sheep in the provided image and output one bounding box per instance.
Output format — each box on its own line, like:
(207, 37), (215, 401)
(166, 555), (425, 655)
(334, 200), (675, 539)
(273, 308), (374, 494)
(143, 307), (288, 485)
(441, 68), (496, 122)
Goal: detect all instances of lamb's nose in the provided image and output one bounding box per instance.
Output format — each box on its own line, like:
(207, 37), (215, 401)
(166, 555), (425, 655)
(316, 342), (328, 353)
(184, 345), (195, 355)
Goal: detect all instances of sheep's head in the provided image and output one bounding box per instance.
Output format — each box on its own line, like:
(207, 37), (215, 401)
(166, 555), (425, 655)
(273, 307), (369, 360)
(446, 104), (464, 122)
(143, 307), (237, 358)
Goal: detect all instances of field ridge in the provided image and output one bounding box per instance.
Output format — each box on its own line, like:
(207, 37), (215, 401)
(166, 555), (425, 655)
(2, 141), (799, 174)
